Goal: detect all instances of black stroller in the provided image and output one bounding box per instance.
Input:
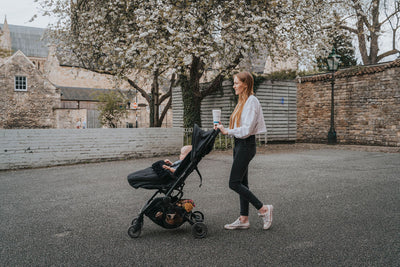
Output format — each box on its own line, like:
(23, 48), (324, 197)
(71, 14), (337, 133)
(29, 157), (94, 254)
(127, 124), (219, 238)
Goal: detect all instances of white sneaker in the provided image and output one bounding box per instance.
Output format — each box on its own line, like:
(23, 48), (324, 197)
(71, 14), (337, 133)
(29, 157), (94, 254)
(258, 205), (273, 230)
(224, 218), (250, 230)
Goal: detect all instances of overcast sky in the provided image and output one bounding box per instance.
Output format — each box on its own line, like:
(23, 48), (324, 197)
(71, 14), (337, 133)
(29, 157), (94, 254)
(0, 0), (55, 28)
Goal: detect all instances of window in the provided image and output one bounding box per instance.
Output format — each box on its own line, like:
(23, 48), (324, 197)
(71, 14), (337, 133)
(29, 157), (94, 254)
(15, 76), (27, 91)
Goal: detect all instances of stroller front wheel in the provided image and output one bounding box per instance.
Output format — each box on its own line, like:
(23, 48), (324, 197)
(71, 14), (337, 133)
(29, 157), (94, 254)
(128, 218), (142, 238)
(192, 222), (208, 239)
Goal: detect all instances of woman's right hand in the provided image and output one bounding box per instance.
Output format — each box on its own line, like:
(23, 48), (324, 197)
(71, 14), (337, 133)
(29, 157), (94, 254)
(216, 124), (228, 135)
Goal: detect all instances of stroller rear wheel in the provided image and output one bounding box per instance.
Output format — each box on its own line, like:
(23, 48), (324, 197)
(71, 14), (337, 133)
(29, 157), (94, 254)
(128, 218), (142, 238)
(191, 222), (207, 238)
(191, 211), (204, 222)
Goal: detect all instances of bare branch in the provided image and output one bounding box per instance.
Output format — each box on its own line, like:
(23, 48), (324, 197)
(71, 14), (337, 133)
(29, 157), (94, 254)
(159, 73), (175, 104)
(200, 52), (243, 99)
(377, 49), (400, 61)
(339, 24), (358, 34)
(126, 79), (151, 103)
(158, 96), (172, 127)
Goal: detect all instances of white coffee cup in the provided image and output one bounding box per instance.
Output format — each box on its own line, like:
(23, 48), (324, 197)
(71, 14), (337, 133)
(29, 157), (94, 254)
(212, 109), (221, 126)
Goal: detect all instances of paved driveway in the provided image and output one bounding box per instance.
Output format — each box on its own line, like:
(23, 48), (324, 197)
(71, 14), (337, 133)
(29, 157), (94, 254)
(1, 145), (399, 266)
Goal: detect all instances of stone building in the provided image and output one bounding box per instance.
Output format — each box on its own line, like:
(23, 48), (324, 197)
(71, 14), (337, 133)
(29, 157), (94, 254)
(0, 18), (47, 71)
(0, 50), (60, 128)
(0, 18), (172, 129)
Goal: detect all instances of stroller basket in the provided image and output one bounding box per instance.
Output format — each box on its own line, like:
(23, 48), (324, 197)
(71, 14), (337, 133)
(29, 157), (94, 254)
(127, 124), (219, 238)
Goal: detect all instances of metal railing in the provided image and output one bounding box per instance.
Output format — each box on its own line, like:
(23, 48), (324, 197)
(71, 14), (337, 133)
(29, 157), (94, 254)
(184, 128), (267, 150)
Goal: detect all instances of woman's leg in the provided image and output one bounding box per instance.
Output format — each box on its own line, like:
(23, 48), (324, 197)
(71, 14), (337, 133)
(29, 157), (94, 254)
(229, 141), (263, 216)
(239, 167), (249, 217)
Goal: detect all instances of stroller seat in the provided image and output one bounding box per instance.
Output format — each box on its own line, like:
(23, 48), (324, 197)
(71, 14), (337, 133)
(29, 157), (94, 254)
(127, 164), (177, 190)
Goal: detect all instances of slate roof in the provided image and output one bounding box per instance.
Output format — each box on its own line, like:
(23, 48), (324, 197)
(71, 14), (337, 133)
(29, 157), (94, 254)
(58, 86), (113, 101)
(0, 23), (48, 58)
(299, 58), (400, 83)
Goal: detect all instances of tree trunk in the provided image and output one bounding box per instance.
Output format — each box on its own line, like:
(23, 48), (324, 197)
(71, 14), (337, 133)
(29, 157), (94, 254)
(180, 73), (202, 128)
(180, 54), (242, 128)
(369, 0), (381, 64)
(127, 71), (173, 128)
(180, 56), (203, 128)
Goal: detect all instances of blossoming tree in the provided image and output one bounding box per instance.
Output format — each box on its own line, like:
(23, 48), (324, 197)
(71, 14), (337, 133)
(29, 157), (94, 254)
(37, 0), (339, 127)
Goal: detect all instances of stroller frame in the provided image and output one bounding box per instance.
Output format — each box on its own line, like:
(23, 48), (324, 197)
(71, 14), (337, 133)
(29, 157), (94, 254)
(128, 125), (219, 239)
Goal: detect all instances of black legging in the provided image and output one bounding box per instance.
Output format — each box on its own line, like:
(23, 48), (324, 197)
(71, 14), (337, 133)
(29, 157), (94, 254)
(229, 135), (263, 216)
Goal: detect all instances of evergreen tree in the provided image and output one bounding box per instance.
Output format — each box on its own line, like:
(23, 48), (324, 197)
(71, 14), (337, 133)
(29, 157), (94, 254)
(317, 30), (358, 71)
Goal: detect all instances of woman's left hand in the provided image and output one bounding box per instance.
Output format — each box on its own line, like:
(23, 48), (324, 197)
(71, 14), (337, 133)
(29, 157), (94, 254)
(216, 124), (228, 135)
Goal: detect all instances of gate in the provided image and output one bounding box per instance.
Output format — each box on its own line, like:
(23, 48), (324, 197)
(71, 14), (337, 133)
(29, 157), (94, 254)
(87, 109), (101, 128)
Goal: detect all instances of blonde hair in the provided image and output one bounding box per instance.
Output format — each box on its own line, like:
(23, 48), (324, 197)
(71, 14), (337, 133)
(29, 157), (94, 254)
(229, 71), (254, 129)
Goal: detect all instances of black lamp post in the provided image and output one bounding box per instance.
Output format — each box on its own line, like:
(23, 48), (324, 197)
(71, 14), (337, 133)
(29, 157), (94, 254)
(326, 48), (340, 144)
(135, 89), (138, 128)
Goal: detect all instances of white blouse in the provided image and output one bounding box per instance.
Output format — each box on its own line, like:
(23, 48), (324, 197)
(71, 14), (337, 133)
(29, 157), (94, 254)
(227, 95), (267, 139)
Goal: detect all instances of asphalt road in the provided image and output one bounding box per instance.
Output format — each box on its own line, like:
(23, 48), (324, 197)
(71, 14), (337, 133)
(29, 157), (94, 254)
(1, 146), (399, 266)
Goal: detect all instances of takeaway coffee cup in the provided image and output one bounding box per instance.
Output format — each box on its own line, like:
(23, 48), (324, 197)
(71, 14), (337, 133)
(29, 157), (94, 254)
(212, 109), (221, 127)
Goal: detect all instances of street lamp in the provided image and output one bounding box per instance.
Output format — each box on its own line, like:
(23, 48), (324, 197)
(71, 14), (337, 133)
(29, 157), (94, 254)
(326, 48), (340, 144)
(135, 89), (138, 128)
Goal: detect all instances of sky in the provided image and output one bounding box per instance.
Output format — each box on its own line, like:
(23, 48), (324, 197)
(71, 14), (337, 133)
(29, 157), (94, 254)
(1, 0), (398, 63)
(0, 0), (56, 28)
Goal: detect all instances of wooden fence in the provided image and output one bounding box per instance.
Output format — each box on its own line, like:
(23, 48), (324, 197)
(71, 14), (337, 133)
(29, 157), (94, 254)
(183, 128), (267, 150)
(172, 79), (297, 142)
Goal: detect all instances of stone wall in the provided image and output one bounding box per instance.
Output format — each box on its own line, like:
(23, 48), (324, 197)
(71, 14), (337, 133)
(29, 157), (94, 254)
(0, 127), (183, 170)
(0, 51), (60, 129)
(55, 109), (88, 129)
(297, 59), (400, 146)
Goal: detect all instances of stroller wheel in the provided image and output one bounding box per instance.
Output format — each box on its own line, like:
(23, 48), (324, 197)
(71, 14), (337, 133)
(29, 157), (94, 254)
(128, 218), (142, 238)
(191, 222), (207, 239)
(131, 217), (143, 226)
(191, 211), (204, 222)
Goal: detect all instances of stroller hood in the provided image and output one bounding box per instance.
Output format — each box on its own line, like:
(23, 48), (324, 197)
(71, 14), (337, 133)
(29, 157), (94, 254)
(190, 124), (219, 163)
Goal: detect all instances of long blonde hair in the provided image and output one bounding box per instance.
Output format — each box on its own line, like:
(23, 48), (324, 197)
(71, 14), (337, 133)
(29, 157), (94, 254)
(229, 71), (254, 129)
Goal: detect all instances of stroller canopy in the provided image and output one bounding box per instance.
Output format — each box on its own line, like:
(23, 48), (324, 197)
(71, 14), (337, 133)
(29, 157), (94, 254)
(190, 124), (219, 163)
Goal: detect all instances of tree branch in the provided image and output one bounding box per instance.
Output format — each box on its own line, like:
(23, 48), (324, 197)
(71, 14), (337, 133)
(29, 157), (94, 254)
(351, 0), (372, 29)
(158, 95), (172, 127)
(159, 89), (171, 104)
(159, 73), (175, 104)
(377, 49), (400, 62)
(339, 24), (358, 34)
(200, 52), (243, 99)
(379, 9), (400, 27)
(126, 78), (151, 103)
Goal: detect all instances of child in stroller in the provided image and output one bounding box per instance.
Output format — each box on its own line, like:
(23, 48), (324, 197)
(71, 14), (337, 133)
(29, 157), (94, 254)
(162, 145), (192, 173)
(127, 124), (219, 238)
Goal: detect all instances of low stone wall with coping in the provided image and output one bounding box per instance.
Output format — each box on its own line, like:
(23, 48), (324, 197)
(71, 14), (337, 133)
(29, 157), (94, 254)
(0, 128), (183, 170)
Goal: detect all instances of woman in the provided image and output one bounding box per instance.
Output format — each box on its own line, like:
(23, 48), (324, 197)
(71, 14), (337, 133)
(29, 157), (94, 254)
(215, 71), (273, 230)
